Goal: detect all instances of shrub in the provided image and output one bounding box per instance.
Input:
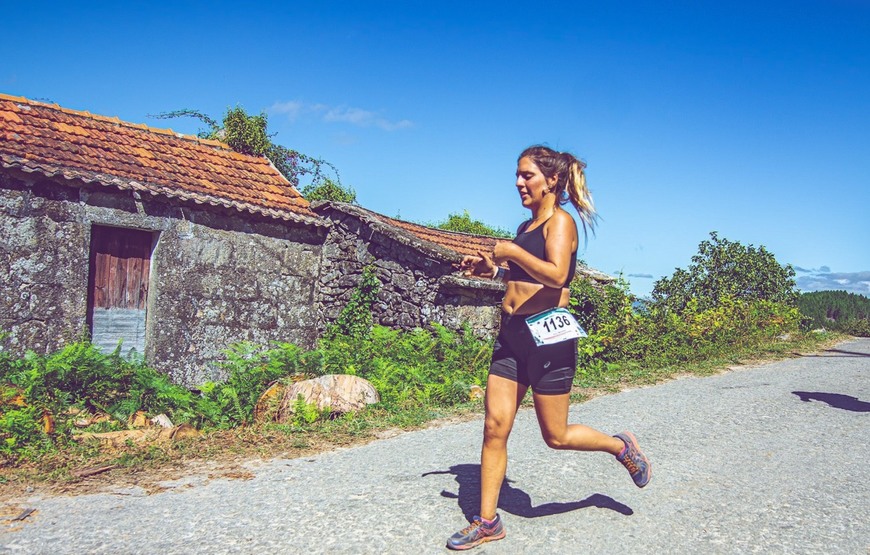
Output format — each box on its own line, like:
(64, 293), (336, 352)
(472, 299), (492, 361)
(651, 232), (797, 313)
(317, 323), (491, 410)
(841, 318), (870, 337)
(429, 210), (512, 238)
(568, 275), (634, 334)
(578, 297), (800, 371)
(199, 341), (322, 428)
(301, 177), (357, 204)
(0, 339), (200, 459)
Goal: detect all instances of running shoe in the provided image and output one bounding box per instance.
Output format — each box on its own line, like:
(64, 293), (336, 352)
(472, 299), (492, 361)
(614, 431), (651, 488)
(446, 514), (506, 550)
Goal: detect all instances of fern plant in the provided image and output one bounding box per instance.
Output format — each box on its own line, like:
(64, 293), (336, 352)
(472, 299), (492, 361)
(325, 265), (381, 340)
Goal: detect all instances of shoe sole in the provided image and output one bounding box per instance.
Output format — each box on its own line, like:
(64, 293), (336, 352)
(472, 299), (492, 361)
(446, 529), (506, 550)
(620, 431), (652, 488)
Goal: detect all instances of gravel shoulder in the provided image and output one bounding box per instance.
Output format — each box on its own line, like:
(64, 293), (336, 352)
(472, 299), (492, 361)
(1, 338), (868, 554)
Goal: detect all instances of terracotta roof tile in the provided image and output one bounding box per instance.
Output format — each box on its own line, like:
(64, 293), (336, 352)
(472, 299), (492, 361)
(0, 94), (324, 226)
(371, 212), (503, 259)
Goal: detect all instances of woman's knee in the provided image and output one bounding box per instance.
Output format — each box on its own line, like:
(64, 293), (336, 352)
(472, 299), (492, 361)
(483, 414), (513, 445)
(541, 430), (569, 450)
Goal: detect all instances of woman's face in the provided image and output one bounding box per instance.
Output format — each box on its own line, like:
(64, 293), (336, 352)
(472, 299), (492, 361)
(516, 156), (557, 207)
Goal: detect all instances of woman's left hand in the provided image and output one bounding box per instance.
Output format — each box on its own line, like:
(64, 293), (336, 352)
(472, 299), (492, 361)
(459, 252), (496, 278)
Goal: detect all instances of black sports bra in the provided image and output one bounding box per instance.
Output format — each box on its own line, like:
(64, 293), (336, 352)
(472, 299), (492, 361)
(507, 217), (577, 287)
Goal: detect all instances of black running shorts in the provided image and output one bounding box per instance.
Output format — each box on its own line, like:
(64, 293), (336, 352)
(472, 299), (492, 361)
(488, 312), (578, 395)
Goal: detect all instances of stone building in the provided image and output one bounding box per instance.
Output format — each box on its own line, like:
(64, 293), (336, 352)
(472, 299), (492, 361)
(311, 201), (508, 337)
(0, 94), (612, 386)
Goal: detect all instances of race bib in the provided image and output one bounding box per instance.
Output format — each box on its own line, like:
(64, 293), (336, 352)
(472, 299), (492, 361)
(525, 308), (587, 346)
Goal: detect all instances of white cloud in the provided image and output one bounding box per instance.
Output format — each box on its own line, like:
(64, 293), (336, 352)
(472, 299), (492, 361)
(269, 100), (411, 131)
(323, 106), (372, 125)
(795, 265), (831, 273)
(796, 269), (870, 296)
(269, 101), (304, 120)
(323, 106), (412, 131)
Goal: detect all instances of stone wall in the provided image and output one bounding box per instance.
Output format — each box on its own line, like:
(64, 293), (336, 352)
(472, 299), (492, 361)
(315, 205), (503, 338)
(146, 207), (325, 386)
(0, 175), (90, 354)
(0, 170), (327, 386)
(435, 275), (504, 337)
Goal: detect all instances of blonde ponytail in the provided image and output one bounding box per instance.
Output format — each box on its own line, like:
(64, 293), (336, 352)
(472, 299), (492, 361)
(565, 157), (596, 233)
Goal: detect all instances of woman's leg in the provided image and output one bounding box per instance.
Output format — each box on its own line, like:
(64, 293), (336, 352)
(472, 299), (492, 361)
(479, 374), (528, 520)
(532, 392), (624, 454)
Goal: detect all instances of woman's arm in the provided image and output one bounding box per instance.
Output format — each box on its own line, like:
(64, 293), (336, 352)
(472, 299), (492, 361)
(493, 210), (577, 288)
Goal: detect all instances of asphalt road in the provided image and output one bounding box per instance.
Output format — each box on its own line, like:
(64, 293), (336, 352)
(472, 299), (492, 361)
(2, 338), (868, 554)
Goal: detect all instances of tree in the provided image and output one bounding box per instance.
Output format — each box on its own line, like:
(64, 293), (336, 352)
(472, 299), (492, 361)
(153, 106), (340, 189)
(651, 232), (797, 313)
(797, 290), (870, 335)
(300, 177), (357, 204)
(430, 210), (512, 238)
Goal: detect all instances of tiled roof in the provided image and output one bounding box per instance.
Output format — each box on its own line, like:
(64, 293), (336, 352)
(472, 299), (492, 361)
(311, 201), (499, 263)
(370, 212), (502, 259)
(0, 94), (323, 226)
(311, 201), (614, 283)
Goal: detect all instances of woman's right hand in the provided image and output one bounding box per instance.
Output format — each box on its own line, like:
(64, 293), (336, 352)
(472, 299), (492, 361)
(459, 251), (497, 278)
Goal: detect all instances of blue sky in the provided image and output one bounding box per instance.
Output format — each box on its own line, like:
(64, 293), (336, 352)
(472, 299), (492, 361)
(3, 1), (868, 298)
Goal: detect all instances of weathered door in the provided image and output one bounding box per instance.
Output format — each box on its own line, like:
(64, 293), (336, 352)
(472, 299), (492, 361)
(86, 226), (154, 356)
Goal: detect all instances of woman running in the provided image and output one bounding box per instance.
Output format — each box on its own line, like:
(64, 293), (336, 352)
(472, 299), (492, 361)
(448, 146), (651, 550)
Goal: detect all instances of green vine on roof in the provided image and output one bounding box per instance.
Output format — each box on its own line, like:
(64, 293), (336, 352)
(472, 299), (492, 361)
(152, 106), (353, 202)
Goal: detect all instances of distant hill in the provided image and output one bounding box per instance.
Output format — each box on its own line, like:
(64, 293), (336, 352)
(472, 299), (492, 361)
(797, 290), (870, 336)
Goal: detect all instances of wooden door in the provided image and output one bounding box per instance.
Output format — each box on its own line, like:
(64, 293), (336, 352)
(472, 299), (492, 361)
(86, 226), (154, 356)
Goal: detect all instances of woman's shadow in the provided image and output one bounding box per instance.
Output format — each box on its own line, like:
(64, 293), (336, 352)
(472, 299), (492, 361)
(423, 463), (633, 521)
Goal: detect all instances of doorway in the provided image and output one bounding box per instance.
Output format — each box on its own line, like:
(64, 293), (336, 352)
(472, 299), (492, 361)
(86, 226), (156, 357)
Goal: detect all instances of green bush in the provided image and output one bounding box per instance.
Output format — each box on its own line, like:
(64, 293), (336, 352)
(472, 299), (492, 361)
(325, 265), (381, 340)
(429, 210), (512, 238)
(317, 323), (491, 410)
(841, 318), (870, 337)
(568, 275), (634, 334)
(0, 402), (52, 458)
(0, 318), (491, 459)
(0, 339), (200, 459)
(576, 296), (800, 373)
(199, 341), (322, 428)
(651, 232), (797, 313)
(301, 177), (357, 204)
(567, 232), (802, 381)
